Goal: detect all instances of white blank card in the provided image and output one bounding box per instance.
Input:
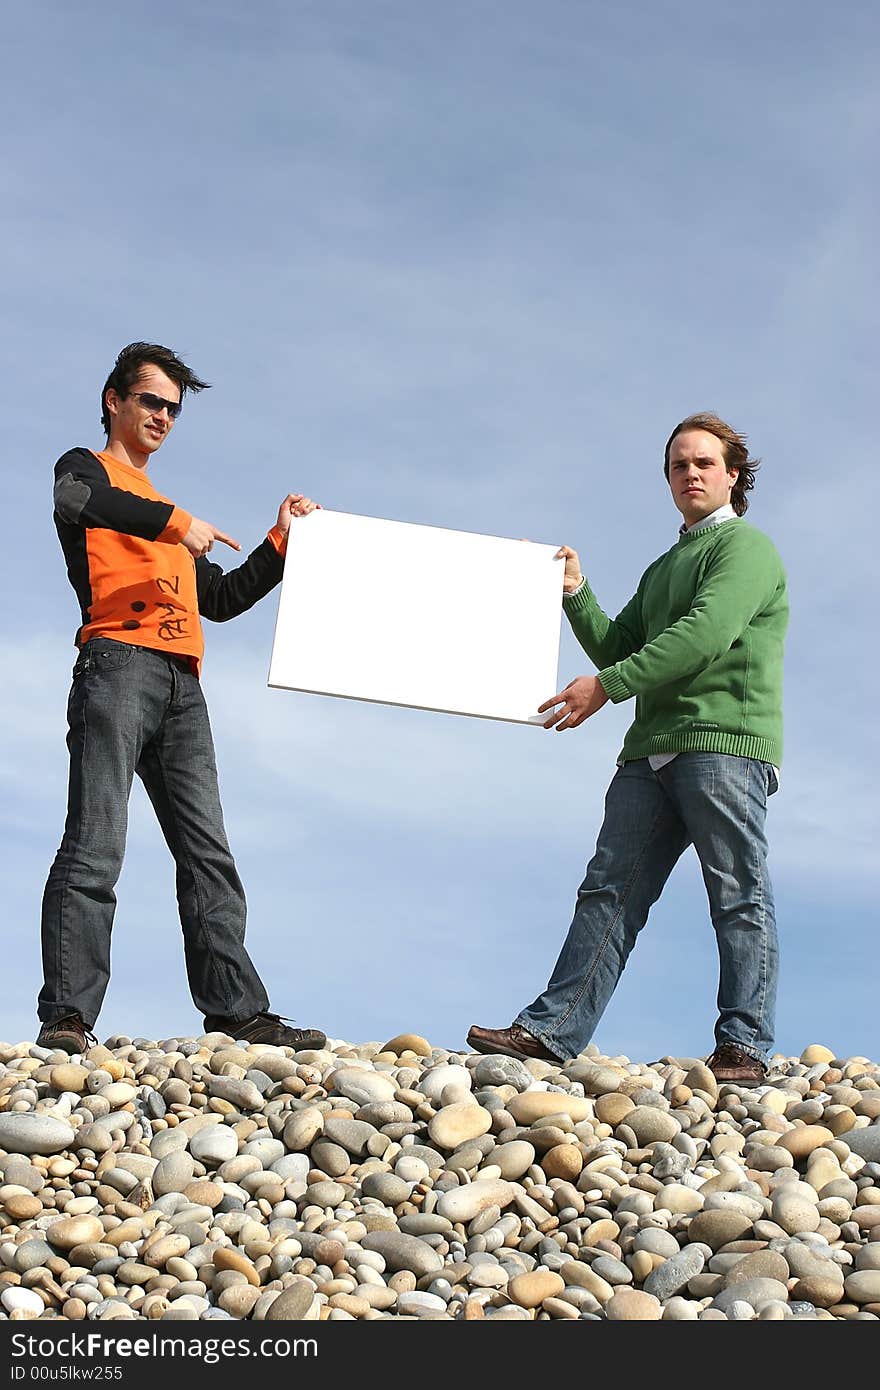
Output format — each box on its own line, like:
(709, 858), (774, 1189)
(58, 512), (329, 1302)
(268, 509), (563, 725)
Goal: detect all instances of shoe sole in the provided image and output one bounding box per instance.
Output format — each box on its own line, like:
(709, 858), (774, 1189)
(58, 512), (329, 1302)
(467, 1031), (560, 1064)
(38, 1038), (85, 1056)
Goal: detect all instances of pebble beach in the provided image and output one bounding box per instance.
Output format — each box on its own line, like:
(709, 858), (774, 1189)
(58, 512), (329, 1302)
(1, 1033), (878, 1323)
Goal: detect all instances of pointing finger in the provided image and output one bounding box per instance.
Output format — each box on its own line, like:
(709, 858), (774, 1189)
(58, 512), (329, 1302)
(214, 530), (241, 551)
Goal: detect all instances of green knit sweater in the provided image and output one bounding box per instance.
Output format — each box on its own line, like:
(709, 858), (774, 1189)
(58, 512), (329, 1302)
(563, 517), (788, 765)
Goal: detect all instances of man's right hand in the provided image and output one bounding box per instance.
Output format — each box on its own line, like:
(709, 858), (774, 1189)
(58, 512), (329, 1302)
(182, 516), (241, 559)
(556, 545), (584, 593)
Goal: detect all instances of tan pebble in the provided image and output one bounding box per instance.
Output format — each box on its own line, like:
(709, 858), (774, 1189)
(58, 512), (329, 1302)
(824, 1107), (857, 1136)
(801, 1045), (836, 1066)
(582, 1218), (621, 1246)
(605, 1288), (663, 1320)
(464, 1298), (485, 1319)
(62, 1299), (87, 1320)
(4, 1194), (43, 1220)
(218, 1285), (261, 1317)
(318, 1278), (356, 1296)
(428, 1104), (492, 1150)
(183, 1181), (223, 1208)
(628, 1249), (655, 1281)
(508, 1271), (565, 1308)
(381, 1034), (432, 1057)
(541, 1145), (583, 1181)
(45, 1216), (105, 1250)
(388, 1270), (416, 1294)
(543, 1296), (580, 1319)
(778, 1126), (835, 1159)
(507, 1093), (591, 1125)
(143, 1235), (191, 1268)
(49, 1065), (90, 1094)
(329, 1293), (370, 1316)
(212, 1247), (260, 1287)
(47, 1159), (78, 1178)
(593, 1094), (634, 1126)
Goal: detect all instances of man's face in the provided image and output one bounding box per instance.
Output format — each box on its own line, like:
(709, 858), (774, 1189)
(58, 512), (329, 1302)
(105, 365), (181, 457)
(667, 429), (738, 526)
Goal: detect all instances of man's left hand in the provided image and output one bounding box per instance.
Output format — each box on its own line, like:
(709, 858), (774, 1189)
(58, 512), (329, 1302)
(538, 675), (609, 731)
(277, 493), (320, 536)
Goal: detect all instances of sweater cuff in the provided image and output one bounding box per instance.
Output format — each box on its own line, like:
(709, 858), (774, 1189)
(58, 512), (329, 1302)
(159, 506), (192, 544)
(562, 578), (596, 615)
(597, 665), (632, 704)
(267, 524), (288, 557)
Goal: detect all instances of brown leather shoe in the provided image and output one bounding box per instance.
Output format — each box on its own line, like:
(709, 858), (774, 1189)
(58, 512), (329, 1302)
(204, 1011), (326, 1050)
(36, 1013), (96, 1055)
(467, 1022), (562, 1064)
(706, 1042), (767, 1085)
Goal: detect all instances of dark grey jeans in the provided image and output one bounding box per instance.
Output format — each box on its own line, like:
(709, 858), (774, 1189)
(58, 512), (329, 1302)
(39, 638), (270, 1029)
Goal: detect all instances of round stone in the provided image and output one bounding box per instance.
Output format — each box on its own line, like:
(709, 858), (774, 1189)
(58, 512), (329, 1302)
(605, 1289), (663, 1320)
(436, 1179), (515, 1223)
(712, 1279), (790, 1315)
(50, 1064), (90, 1093)
(418, 1066), (473, 1103)
(213, 1247), (260, 1287)
(472, 1056), (535, 1090)
(189, 1127), (239, 1166)
(494, 1141), (536, 1180)
(625, 1106), (681, 1145)
(381, 1034), (432, 1057)
(508, 1271), (565, 1307)
(0, 1114), (75, 1155)
(428, 1103), (492, 1150)
(330, 1067), (398, 1106)
(1, 1287), (46, 1316)
(46, 1214), (105, 1250)
(686, 1210), (754, 1250)
(644, 1247), (706, 1300)
(777, 1126), (834, 1159)
(361, 1173), (411, 1206)
(844, 1271), (880, 1304)
(506, 1092), (590, 1124)
(361, 1231), (444, 1277)
(541, 1144), (583, 1181)
(771, 1188), (821, 1235)
(152, 1151), (195, 1196)
(265, 1277), (318, 1320)
(282, 1108), (324, 1151)
(4, 1193), (43, 1220)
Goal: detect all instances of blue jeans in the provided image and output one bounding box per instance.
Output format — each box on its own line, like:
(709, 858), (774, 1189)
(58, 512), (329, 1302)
(39, 639), (270, 1029)
(518, 754), (778, 1062)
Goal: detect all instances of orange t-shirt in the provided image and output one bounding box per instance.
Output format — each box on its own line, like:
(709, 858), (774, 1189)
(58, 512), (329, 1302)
(53, 447), (287, 676)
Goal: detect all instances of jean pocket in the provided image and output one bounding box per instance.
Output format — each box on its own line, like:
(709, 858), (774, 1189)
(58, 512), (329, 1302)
(86, 640), (137, 670)
(765, 763), (779, 797)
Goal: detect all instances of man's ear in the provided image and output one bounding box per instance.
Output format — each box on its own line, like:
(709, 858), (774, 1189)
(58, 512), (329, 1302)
(105, 388), (121, 419)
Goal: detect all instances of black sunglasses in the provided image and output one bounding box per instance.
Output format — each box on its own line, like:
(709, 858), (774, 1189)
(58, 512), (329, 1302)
(129, 390), (183, 420)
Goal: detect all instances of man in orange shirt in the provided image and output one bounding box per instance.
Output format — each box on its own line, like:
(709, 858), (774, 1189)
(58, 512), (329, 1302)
(38, 341), (326, 1055)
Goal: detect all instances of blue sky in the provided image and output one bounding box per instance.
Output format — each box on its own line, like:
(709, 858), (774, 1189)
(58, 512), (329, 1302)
(1, 1), (876, 1059)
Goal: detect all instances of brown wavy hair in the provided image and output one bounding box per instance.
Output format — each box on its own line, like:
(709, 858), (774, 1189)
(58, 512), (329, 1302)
(663, 412), (760, 516)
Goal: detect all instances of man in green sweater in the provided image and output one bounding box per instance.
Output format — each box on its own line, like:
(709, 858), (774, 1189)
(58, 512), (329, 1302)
(468, 413), (788, 1083)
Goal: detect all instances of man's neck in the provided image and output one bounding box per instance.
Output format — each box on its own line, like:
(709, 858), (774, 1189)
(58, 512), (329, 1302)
(101, 438), (151, 471)
(681, 502), (737, 535)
